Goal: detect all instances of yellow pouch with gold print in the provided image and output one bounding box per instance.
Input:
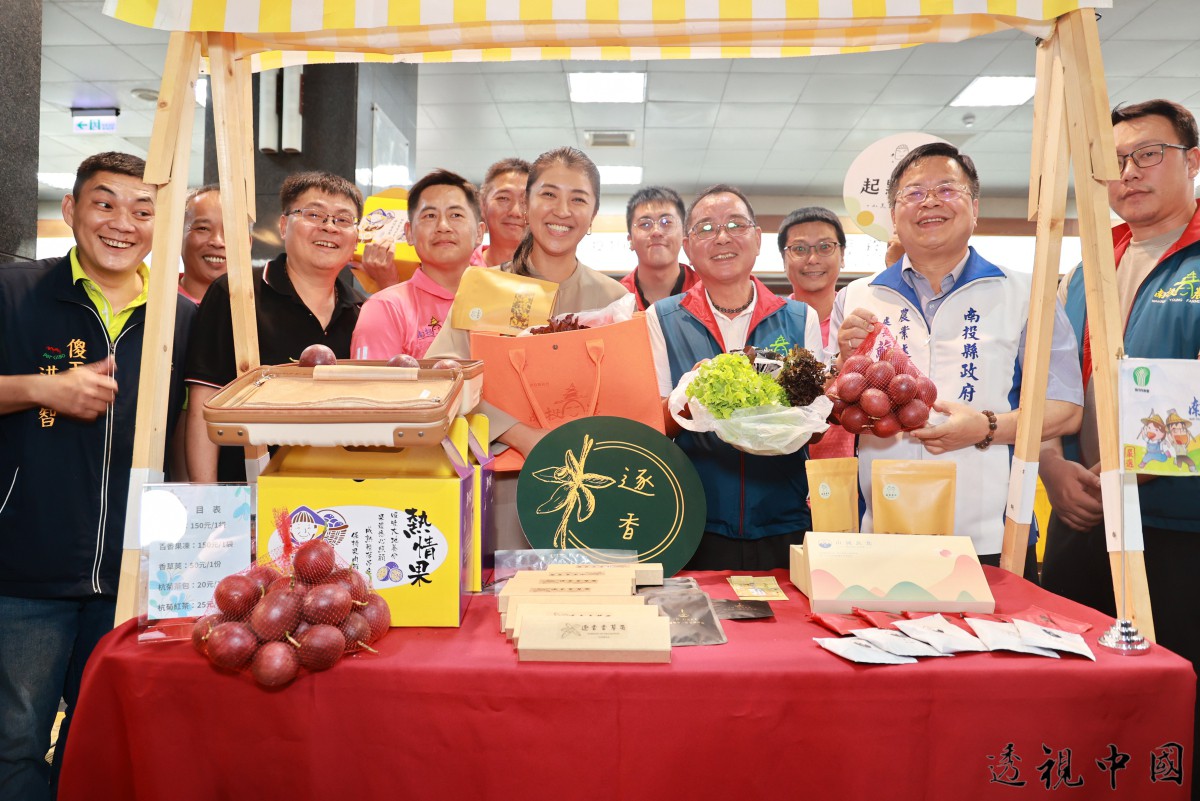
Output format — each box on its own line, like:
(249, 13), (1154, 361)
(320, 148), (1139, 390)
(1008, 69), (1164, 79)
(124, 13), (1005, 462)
(871, 460), (956, 535)
(450, 267), (557, 335)
(806, 457), (859, 533)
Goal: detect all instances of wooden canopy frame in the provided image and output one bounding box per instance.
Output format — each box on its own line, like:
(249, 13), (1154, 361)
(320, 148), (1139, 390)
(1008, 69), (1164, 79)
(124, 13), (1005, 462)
(115, 9), (1150, 640)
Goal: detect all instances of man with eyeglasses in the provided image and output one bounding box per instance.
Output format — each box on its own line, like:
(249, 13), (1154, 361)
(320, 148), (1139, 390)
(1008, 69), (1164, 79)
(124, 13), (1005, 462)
(645, 184), (823, 570)
(778, 206), (847, 349)
(620, 186), (699, 310)
(1041, 100), (1200, 732)
(778, 206), (855, 460)
(832, 142), (1083, 572)
(184, 170), (366, 482)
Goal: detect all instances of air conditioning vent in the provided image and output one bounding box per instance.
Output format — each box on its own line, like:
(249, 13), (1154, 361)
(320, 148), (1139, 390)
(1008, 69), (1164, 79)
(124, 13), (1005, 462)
(585, 130), (635, 147)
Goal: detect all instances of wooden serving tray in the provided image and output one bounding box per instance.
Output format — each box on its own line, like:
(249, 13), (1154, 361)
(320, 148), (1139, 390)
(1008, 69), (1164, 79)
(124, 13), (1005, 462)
(202, 361), (467, 447)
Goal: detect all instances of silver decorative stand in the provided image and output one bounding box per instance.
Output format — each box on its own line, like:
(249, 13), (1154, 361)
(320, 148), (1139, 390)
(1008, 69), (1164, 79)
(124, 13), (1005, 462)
(1098, 618), (1150, 655)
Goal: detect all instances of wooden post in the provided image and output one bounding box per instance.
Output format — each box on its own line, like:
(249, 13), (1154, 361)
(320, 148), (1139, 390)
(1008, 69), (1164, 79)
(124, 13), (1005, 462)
(114, 32), (202, 626)
(1058, 9), (1154, 640)
(1001, 35), (1070, 576)
(207, 33), (269, 479)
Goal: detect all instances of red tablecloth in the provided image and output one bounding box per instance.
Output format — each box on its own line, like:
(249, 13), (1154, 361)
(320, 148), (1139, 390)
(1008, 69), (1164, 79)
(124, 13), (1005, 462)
(59, 568), (1193, 800)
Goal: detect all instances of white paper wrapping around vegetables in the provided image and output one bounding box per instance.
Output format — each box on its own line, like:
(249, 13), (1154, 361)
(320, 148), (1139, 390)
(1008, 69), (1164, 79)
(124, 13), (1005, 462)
(668, 367), (832, 456)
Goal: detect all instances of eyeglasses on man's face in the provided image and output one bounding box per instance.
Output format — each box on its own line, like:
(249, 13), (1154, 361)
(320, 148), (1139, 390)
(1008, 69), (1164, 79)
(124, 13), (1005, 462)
(634, 215), (679, 233)
(894, 184), (972, 207)
(689, 216), (754, 241)
(285, 208), (359, 230)
(1116, 142), (1190, 172)
(784, 241), (840, 259)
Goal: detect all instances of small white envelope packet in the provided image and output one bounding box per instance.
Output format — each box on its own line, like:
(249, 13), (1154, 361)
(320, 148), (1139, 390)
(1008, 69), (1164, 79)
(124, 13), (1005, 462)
(894, 614), (987, 654)
(965, 618), (1060, 658)
(815, 637), (917, 665)
(1013, 619), (1096, 661)
(852, 628), (952, 658)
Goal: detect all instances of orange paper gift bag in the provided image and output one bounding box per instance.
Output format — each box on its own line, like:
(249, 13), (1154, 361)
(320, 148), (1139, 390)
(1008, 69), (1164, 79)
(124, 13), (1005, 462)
(470, 315), (665, 471)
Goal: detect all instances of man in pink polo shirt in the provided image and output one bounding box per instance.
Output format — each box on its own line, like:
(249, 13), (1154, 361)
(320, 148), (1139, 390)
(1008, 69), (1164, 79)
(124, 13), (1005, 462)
(352, 169), (484, 360)
(470, 157), (530, 268)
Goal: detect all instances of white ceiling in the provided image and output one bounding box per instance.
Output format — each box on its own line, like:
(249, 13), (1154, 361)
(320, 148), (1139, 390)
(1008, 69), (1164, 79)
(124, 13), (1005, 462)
(38, 0), (1200, 216)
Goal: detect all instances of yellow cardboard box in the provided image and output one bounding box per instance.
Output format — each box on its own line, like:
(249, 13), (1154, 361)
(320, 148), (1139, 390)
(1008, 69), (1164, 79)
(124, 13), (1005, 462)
(256, 418), (474, 627)
(466, 416), (494, 593)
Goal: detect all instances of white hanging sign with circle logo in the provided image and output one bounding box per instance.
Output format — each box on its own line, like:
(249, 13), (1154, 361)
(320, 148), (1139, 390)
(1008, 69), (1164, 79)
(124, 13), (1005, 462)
(843, 132), (950, 242)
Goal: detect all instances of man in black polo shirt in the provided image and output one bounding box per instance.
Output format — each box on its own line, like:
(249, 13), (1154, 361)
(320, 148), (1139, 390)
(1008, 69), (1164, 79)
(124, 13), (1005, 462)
(184, 171), (365, 482)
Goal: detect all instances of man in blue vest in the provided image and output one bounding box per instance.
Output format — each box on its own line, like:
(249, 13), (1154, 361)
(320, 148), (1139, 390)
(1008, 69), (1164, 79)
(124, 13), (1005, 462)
(832, 143), (1083, 572)
(1041, 100), (1200, 766)
(645, 184), (822, 570)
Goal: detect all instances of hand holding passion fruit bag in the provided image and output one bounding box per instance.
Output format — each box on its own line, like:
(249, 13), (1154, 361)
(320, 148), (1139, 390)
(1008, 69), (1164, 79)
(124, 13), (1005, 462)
(828, 323), (937, 437)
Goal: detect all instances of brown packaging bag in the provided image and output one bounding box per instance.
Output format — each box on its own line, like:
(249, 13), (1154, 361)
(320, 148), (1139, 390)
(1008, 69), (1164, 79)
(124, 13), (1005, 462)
(806, 457), (859, 533)
(870, 460), (956, 535)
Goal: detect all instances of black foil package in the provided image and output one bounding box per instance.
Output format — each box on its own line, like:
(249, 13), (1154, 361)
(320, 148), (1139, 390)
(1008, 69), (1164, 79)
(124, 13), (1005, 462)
(710, 599), (774, 620)
(644, 591), (727, 646)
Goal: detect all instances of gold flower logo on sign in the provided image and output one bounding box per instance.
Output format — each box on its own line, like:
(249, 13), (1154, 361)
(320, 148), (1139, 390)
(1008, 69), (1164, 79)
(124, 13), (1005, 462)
(532, 435), (615, 548)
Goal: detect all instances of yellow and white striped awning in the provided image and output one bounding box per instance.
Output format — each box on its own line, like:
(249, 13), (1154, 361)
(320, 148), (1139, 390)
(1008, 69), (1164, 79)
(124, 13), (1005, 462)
(104, 0), (1111, 68)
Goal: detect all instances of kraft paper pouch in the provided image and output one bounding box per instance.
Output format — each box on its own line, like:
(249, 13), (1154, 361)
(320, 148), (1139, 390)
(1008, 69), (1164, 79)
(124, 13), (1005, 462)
(806, 457), (859, 533)
(871, 460), (956, 535)
(450, 267), (557, 335)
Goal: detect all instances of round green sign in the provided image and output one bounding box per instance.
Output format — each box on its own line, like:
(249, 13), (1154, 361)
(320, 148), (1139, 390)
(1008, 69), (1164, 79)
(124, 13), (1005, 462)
(517, 417), (706, 577)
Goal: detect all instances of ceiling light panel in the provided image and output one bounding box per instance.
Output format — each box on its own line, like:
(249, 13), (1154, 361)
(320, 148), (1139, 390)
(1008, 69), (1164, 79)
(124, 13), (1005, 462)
(569, 72), (646, 104)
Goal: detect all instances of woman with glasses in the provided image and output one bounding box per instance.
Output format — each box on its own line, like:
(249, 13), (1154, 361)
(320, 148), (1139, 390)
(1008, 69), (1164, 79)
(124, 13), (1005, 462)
(184, 170), (367, 482)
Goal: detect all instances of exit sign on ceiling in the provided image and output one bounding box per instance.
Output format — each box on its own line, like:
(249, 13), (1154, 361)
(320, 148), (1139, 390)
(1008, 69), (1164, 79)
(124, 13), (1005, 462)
(72, 115), (118, 134)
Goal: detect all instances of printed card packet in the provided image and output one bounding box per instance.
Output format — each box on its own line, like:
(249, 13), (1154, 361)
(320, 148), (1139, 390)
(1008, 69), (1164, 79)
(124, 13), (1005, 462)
(727, 576), (788, 601)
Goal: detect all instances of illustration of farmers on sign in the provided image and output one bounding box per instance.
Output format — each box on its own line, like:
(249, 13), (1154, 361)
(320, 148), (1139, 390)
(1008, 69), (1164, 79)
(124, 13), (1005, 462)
(517, 417), (706, 576)
(263, 504), (448, 588)
(1119, 360), (1200, 477)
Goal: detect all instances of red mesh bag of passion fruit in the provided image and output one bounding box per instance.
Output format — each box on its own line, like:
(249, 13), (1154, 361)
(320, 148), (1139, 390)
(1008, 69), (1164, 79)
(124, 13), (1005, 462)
(827, 323), (937, 437)
(191, 514), (391, 689)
